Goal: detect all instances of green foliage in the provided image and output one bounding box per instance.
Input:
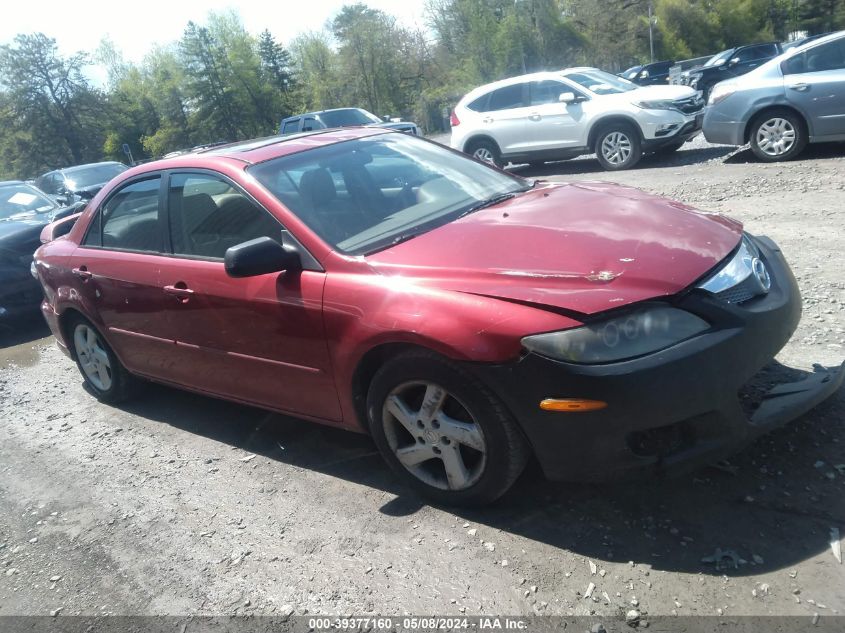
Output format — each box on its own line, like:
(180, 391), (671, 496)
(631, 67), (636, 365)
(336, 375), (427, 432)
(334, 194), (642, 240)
(0, 1), (841, 177)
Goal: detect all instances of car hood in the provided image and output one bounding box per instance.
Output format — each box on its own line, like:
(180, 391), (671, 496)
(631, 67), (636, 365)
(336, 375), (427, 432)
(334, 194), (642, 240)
(0, 218), (47, 250)
(365, 182), (742, 316)
(625, 84), (699, 100)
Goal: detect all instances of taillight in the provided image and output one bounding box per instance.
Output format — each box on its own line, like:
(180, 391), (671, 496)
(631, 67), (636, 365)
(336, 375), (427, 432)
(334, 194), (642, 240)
(450, 110), (460, 127)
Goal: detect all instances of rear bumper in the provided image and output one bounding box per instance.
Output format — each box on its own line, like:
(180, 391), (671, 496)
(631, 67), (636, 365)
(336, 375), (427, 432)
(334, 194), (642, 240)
(470, 236), (843, 482)
(41, 300), (72, 358)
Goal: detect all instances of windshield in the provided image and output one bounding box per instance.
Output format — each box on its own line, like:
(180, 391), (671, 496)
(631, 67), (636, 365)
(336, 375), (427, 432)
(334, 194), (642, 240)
(704, 49), (734, 67)
(250, 133), (530, 255)
(622, 66), (642, 79)
(0, 184), (57, 221)
(562, 69), (637, 95)
(63, 163), (127, 190)
(319, 109), (382, 128)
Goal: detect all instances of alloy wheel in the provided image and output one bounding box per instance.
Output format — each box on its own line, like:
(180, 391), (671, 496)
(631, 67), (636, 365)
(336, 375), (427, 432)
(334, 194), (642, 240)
(600, 132), (632, 165)
(382, 381), (487, 491)
(472, 147), (496, 164)
(73, 324), (113, 391)
(756, 117), (796, 157)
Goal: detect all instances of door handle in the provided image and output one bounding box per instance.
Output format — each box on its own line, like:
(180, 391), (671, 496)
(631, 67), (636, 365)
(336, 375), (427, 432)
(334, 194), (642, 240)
(72, 266), (92, 280)
(163, 284), (194, 302)
(788, 83), (810, 92)
(529, 113), (541, 121)
(482, 117), (494, 124)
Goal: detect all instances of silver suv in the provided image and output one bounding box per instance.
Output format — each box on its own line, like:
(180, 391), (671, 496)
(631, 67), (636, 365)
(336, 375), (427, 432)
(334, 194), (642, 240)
(450, 68), (703, 170)
(703, 31), (845, 162)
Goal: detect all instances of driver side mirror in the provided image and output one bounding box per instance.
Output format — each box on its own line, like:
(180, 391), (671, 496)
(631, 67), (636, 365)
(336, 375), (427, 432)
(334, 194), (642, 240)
(727, 57), (740, 67)
(559, 92), (581, 104)
(224, 236), (301, 278)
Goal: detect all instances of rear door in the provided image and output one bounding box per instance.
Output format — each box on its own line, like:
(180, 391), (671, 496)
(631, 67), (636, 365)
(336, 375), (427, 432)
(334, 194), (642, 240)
(475, 83), (532, 155)
(158, 170), (341, 420)
(70, 174), (177, 377)
(525, 79), (588, 152)
(782, 37), (845, 138)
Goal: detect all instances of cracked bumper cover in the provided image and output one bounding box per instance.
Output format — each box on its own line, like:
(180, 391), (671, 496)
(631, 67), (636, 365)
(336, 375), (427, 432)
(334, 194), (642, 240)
(470, 236), (844, 482)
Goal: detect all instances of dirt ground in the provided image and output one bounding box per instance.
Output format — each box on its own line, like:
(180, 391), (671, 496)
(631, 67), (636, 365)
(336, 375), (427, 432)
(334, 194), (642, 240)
(1, 137), (844, 625)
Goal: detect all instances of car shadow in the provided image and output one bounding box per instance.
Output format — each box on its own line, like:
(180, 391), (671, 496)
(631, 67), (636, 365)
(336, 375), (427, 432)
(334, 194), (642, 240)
(509, 144), (736, 177)
(0, 314), (51, 351)
(111, 360), (845, 578)
(724, 141), (845, 164)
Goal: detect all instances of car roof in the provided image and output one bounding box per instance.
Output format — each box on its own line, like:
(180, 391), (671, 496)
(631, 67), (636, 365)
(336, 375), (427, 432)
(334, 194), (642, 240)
(61, 161), (125, 174)
(119, 127), (391, 175)
(785, 29), (845, 54)
(460, 68), (603, 101)
(283, 107), (364, 120)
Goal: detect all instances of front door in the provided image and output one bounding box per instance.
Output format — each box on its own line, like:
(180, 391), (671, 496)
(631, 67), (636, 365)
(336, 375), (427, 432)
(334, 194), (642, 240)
(71, 175), (178, 378)
(525, 80), (586, 153)
(158, 171), (341, 421)
(783, 37), (845, 138)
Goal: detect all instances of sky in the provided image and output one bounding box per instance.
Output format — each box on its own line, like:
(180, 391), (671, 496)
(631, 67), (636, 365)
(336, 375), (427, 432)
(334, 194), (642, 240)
(1, 0), (428, 64)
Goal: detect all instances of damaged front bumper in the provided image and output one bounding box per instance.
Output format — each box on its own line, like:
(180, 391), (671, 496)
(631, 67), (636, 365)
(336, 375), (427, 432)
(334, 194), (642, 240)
(471, 235), (844, 482)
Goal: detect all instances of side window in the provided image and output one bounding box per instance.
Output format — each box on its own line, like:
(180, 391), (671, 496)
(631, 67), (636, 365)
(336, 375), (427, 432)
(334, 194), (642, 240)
(467, 93), (490, 112)
(100, 177), (162, 252)
(487, 84), (527, 111)
(302, 116), (323, 131)
(530, 81), (567, 106)
(167, 173), (283, 260)
(282, 119), (300, 134)
(804, 39), (845, 73)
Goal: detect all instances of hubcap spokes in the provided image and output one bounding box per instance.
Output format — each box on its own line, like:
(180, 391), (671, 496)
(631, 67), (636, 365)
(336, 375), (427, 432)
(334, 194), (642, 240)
(383, 382), (486, 491)
(74, 325), (113, 391)
(473, 148), (495, 163)
(601, 132), (632, 165)
(757, 118), (795, 156)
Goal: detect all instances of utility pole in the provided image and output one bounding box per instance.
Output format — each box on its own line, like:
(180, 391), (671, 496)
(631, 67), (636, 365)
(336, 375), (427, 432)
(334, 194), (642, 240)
(648, 2), (655, 63)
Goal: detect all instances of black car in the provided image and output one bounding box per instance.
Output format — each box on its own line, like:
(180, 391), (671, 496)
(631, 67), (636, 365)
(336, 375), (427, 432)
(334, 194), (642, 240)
(619, 60), (674, 85)
(279, 108), (421, 136)
(34, 161), (127, 204)
(0, 181), (80, 321)
(682, 42), (782, 100)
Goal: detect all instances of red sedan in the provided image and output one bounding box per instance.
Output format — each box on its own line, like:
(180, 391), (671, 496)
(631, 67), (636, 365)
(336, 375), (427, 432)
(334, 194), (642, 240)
(34, 128), (843, 505)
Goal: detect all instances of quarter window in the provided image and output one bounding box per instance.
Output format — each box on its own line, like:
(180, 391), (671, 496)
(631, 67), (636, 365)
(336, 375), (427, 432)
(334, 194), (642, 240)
(167, 173), (283, 259)
(99, 177), (162, 252)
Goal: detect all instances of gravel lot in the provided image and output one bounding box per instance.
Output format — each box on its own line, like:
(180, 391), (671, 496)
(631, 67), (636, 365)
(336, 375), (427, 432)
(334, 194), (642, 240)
(1, 137), (844, 624)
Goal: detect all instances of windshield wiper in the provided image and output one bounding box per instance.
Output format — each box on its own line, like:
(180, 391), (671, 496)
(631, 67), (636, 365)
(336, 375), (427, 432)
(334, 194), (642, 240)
(457, 191), (518, 219)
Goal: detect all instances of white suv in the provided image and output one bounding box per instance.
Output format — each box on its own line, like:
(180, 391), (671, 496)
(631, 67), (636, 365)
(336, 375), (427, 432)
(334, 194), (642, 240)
(450, 68), (704, 170)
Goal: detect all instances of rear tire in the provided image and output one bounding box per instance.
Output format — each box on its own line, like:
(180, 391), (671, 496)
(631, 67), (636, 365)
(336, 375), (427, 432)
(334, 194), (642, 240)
(749, 109), (807, 162)
(367, 350), (528, 506)
(68, 314), (140, 403)
(594, 123), (642, 170)
(466, 139), (504, 168)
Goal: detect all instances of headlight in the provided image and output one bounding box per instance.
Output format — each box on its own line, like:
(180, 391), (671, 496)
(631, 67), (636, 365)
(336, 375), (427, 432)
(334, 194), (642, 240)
(634, 99), (676, 111)
(708, 82), (737, 106)
(521, 306), (709, 364)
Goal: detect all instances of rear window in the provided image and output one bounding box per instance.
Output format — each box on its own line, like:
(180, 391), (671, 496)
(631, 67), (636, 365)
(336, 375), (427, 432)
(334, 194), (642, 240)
(487, 84), (527, 111)
(281, 119), (300, 134)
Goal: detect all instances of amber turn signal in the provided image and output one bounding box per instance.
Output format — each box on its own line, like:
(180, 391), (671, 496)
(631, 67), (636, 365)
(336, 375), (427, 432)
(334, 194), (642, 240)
(539, 398), (607, 412)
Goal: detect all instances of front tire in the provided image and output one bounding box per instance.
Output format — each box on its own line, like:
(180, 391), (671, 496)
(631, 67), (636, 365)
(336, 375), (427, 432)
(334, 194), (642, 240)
(749, 109), (807, 162)
(466, 139), (504, 168)
(594, 124), (642, 170)
(68, 315), (139, 403)
(367, 350), (528, 506)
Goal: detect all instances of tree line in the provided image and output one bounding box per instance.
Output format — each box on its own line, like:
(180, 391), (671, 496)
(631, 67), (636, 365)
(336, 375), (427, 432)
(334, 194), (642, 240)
(1, 0), (842, 180)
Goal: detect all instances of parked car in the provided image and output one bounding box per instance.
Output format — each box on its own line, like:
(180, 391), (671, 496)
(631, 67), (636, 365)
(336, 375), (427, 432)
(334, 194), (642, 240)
(619, 60), (674, 85)
(679, 42), (783, 100)
(0, 181), (81, 321)
(450, 68), (704, 171)
(35, 161), (128, 204)
(33, 128), (842, 504)
(703, 31), (845, 162)
(279, 108), (420, 136)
